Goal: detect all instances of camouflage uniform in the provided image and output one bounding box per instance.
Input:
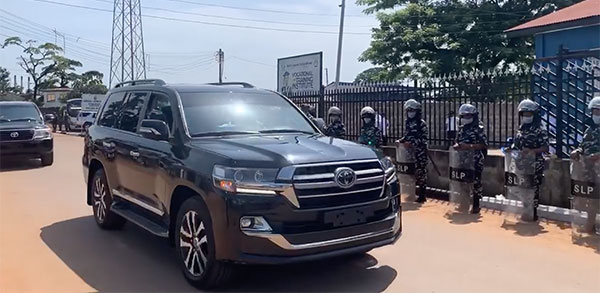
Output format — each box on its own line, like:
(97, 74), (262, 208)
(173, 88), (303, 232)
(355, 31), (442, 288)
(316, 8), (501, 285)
(455, 122), (488, 201)
(324, 120), (346, 139)
(578, 124), (600, 155)
(512, 123), (549, 216)
(399, 118), (429, 187)
(358, 123), (383, 148)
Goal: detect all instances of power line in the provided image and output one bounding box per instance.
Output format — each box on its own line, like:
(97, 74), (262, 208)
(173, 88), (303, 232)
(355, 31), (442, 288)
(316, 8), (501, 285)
(32, 0), (372, 35)
(229, 56), (275, 68)
(91, 0), (373, 28)
(162, 0), (368, 17)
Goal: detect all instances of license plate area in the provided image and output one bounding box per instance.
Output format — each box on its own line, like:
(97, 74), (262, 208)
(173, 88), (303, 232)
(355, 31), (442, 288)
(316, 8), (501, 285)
(324, 207), (373, 227)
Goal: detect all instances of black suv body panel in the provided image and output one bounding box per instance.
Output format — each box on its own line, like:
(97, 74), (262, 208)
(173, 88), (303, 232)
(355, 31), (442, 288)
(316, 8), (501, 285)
(83, 83), (401, 265)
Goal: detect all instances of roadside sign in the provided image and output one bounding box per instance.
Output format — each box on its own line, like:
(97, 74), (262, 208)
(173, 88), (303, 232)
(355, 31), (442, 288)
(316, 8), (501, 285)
(81, 94), (106, 112)
(277, 52), (323, 94)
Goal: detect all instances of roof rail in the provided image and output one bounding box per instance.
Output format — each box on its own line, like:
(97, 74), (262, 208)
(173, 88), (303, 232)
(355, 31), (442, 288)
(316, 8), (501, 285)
(114, 79), (166, 88)
(207, 82), (255, 88)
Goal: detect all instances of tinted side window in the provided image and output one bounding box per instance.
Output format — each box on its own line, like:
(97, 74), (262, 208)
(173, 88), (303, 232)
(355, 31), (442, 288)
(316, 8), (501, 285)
(145, 92), (173, 132)
(116, 92), (148, 133)
(98, 92), (126, 127)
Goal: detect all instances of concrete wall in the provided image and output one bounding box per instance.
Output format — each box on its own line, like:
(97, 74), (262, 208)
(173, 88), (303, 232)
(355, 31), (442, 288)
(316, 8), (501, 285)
(384, 146), (572, 208)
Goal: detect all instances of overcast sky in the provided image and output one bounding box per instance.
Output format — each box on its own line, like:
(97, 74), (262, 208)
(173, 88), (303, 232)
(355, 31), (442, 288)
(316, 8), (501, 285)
(1, 0), (379, 90)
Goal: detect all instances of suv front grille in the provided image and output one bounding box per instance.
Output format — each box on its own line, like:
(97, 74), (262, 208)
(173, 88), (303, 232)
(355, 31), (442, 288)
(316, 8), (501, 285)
(292, 160), (385, 209)
(0, 130), (34, 142)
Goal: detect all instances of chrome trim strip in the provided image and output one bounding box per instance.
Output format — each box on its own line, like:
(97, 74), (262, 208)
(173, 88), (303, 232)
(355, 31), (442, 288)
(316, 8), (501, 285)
(297, 186), (383, 199)
(243, 212), (400, 250)
(355, 168), (384, 176)
(112, 189), (165, 216)
(293, 175), (385, 189)
(292, 159), (380, 168)
(293, 173), (335, 181)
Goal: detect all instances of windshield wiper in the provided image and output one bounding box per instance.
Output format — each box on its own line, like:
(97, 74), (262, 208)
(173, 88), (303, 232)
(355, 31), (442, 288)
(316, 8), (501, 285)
(190, 130), (259, 137)
(259, 129), (314, 134)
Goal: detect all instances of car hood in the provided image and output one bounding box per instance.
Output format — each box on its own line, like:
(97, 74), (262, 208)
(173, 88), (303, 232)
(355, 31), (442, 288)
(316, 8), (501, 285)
(0, 121), (44, 130)
(190, 134), (381, 167)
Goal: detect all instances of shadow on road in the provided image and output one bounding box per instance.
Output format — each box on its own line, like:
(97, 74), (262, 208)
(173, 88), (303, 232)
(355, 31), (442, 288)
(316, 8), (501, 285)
(444, 211), (482, 225)
(41, 216), (397, 292)
(0, 159), (42, 172)
(500, 220), (548, 237)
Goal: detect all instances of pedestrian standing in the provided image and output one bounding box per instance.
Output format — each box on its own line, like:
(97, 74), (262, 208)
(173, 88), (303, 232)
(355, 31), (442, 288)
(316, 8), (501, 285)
(446, 111), (457, 148)
(510, 99), (549, 221)
(453, 103), (488, 214)
(358, 106), (383, 148)
(398, 99), (429, 203)
(324, 106), (346, 139)
(376, 111), (389, 145)
(572, 96), (600, 159)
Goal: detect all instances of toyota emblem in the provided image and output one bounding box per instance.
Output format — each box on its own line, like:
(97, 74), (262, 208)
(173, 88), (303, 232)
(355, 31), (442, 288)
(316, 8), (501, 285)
(10, 132), (19, 138)
(334, 167), (356, 189)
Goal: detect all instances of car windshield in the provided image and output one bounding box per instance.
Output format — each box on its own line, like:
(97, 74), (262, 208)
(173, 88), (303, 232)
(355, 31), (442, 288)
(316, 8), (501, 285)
(0, 104), (41, 123)
(180, 91), (316, 137)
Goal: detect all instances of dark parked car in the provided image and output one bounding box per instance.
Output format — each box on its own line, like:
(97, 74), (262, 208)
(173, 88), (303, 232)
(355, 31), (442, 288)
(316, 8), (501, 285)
(82, 80), (401, 289)
(0, 101), (53, 166)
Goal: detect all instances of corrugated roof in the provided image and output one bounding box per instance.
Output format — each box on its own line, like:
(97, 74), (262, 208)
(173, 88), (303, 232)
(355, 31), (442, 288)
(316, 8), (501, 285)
(506, 0), (600, 34)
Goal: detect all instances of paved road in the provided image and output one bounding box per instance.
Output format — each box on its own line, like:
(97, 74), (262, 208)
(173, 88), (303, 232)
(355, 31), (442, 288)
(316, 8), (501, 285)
(1, 134), (599, 292)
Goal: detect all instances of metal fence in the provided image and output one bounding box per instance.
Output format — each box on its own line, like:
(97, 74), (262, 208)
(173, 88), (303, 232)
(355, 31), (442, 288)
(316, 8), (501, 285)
(287, 51), (600, 157)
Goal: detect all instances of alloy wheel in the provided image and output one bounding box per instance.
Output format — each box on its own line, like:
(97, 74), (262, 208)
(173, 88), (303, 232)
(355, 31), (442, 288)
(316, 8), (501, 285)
(179, 210), (209, 277)
(93, 177), (107, 222)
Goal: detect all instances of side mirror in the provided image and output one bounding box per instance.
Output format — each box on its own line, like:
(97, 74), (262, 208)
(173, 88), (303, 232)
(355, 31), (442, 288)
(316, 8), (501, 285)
(43, 114), (54, 122)
(139, 119), (169, 141)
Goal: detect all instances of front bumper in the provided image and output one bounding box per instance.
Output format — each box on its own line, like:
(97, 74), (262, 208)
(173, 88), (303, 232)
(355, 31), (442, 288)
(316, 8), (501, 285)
(0, 138), (53, 159)
(216, 180), (401, 264)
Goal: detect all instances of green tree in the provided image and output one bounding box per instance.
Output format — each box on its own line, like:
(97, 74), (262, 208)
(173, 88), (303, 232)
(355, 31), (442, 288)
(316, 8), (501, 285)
(0, 67), (23, 94)
(356, 0), (579, 78)
(1, 37), (62, 103)
(354, 67), (388, 83)
(48, 55), (82, 88)
(64, 70), (108, 101)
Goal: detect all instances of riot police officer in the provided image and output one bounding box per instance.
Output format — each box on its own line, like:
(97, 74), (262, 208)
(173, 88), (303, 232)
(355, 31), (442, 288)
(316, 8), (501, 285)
(510, 99), (549, 221)
(324, 106), (346, 139)
(300, 104), (325, 131)
(398, 99), (429, 202)
(358, 106), (383, 148)
(572, 96), (600, 159)
(453, 103), (488, 213)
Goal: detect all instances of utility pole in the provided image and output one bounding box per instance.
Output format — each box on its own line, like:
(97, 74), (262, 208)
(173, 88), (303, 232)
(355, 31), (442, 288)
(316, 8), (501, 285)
(325, 68), (329, 85)
(217, 48), (224, 83)
(109, 0), (146, 86)
(335, 0), (346, 88)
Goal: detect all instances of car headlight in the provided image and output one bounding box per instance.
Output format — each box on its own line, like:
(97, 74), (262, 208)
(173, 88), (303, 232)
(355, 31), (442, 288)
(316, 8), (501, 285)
(33, 128), (52, 139)
(380, 156), (395, 175)
(212, 165), (279, 194)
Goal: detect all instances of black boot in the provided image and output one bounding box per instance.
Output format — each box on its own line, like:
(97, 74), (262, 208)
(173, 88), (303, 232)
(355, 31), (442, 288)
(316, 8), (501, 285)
(471, 196), (480, 214)
(415, 186), (426, 203)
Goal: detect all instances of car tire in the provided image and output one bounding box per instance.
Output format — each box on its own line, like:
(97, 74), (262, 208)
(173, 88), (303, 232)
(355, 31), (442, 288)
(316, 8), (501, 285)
(41, 152), (53, 166)
(175, 197), (233, 290)
(91, 168), (126, 229)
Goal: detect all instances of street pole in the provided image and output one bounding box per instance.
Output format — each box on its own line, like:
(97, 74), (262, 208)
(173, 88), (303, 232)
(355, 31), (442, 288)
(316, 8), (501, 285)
(218, 48), (224, 83)
(334, 0), (346, 88)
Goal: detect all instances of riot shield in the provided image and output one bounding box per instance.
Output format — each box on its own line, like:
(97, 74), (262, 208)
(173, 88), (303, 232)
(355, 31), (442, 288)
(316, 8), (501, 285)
(396, 143), (416, 201)
(570, 155), (600, 242)
(448, 148), (475, 213)
(503, 150), (537, 222)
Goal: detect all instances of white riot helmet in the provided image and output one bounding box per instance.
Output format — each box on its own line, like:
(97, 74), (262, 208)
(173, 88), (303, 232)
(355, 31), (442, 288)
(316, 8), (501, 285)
(518, 99), (540, 113)
(458, 103), (478, 115)
(405, 99), (422, 111)
(328, 106), (342, 116)
(360, 106), (375, 117)
(588, 96), (600, 110)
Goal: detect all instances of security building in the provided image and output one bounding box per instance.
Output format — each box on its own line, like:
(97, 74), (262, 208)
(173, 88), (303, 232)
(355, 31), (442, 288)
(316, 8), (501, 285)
(505, 0), (600, 58)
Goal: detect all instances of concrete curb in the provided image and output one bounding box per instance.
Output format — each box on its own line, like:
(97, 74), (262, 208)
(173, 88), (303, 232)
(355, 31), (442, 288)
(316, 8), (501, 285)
(481, 196), (572, 222)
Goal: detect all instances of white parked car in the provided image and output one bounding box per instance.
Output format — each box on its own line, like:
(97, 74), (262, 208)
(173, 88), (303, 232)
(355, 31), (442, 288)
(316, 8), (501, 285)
(77, 111), (97, 130)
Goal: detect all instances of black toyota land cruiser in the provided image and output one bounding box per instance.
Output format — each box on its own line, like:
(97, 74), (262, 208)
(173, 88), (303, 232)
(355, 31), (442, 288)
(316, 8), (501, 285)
(82, 79), (401, 289)
(0, 101), (53, 166)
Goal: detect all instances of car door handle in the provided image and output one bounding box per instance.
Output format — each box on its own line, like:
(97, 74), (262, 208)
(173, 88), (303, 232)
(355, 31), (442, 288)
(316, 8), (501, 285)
(102, 141), (115, 148)
(130, 150), (140, 158)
